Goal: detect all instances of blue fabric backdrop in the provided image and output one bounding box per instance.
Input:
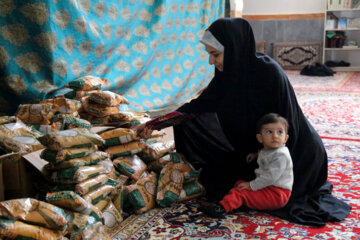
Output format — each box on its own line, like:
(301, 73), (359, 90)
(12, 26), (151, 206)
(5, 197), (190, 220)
(0, 0), (225, 115)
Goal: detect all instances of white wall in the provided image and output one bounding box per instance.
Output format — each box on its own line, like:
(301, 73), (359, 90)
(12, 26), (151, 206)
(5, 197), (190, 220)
(243, 0), (326, 15)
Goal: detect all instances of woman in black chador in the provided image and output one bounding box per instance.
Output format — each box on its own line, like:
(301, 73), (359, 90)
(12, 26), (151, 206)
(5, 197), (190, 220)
(136, 18), (351, 227)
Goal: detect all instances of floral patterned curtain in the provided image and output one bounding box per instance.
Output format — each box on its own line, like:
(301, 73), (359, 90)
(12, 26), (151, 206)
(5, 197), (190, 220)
(0, 0), (225, 115)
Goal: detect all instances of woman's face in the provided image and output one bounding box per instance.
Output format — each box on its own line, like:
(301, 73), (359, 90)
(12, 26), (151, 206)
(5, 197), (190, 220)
(205, 44), (224, 72)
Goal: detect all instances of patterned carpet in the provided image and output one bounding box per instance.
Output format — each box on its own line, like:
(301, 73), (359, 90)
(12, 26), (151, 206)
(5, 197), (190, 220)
(111, 72), (360, 239)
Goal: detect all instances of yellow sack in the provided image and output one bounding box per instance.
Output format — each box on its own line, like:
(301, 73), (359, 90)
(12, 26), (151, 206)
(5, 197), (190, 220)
(94, 197), (111, 212)
(83, 185), (115, 205)
(156, 162), (184, 207)
(51, 115), (92, 130)
(0, 218), (66, 240)
(108, 111), (136, 121)
(113, 155), (147, 181)
(179, 181), (205, 202)
(75, 174), (110, 196)
(51, 165), (106, 184)
(70, 222), (111, 240)
(0, 198), (67, 231)
(46, 151), (109, 170)
(82, 97), (128, 118)
(110, 186), (124, 214)
(40, 145), (98, 163)
(105, 141), (146, 159)
(41, 97), (82, 114)
(125, 172), (158, 214)
(64, 89), (101, 101)
(138, 140), (175, 162)
(45, 191), (103, 222)
(38, 128), (104, 150)
(0, 121), (44, 154)
(102, 200), (123, 232)
(65, 211), (97, 234)
(66, 75), (108, 91)
(15, 103), (58, 125)
(88, 90), (129, 106)
(157, 153), (200, 183)
(100, 128), (138, 146)
(0, 116), (16, 125)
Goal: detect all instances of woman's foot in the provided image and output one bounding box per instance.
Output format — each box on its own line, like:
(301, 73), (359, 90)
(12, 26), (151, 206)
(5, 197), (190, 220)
(198, 203), (226, 218)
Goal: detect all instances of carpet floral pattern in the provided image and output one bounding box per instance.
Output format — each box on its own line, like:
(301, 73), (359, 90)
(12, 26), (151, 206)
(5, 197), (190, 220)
(295, 91), (360, 141)
(111, 72), (360, 239)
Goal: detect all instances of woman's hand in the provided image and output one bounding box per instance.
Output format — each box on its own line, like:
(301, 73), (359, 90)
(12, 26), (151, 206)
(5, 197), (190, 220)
(246, 153), (258, 164)
(235, 181), (251, 190)
(133, 123), (153, 139)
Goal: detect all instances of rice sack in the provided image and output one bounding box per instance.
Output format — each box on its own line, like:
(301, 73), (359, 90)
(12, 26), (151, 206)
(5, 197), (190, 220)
(66, 76), (108, 91)
(88, 90), (129, 106)
(125, 172), (158, 214)
(38, 128), (104, 150)
(0, 218), (66, 240)
(46, 191), (103, 222)
(113, 155), (147, 181)
(0, 198), (67, 231)
(40, 145), (98, 163)
(156, 162), (184, 207)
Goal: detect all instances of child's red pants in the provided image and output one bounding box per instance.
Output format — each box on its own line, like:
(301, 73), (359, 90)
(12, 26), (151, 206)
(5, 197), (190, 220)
(220, 180), (291, 212)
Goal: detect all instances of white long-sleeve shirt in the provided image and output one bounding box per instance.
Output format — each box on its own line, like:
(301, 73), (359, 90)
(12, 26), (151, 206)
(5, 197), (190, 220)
(249, 146), (293, 191)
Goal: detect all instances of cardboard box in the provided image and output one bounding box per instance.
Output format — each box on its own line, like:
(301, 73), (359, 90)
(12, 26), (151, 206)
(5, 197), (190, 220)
(1, 154), (36, 199)
(0, 161), (4, 201)
(0, 126), (115, 200)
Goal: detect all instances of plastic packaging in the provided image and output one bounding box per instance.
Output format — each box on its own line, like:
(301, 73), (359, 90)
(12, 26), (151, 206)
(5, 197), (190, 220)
(38, 128), (104, 150)
(45, 191), (103, 222)
(0, 198), (67, 231)
(51, 165), (106, 184)
(113, 155), (147, 181)
(0, 218), (66, 240)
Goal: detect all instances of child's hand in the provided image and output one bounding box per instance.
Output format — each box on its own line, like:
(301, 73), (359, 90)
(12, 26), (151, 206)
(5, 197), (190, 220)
(133, 123), (153, 139)
(235, 181), (251, 190)
(246, 153), (258, 163)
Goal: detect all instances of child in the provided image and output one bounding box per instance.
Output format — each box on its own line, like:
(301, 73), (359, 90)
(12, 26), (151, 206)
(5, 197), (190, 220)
(199, 113), (294, 218)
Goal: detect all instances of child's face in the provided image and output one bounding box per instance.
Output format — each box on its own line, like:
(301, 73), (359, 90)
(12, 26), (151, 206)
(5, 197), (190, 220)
(256, 122), (289, 150)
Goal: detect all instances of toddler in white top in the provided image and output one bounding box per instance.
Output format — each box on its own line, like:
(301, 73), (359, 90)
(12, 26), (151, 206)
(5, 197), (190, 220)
(200, 113), (294, 218)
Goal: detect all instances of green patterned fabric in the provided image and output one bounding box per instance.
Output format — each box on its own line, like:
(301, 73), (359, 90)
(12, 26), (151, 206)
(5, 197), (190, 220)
(0, 0), (225, 115)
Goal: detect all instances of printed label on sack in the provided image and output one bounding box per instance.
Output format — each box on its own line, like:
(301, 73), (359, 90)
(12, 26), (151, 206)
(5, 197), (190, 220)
(30, 104), (43, 114)
(144, 181), (156, 196)
(59, 105), (71, 114)
(39, 125), (52, 135)
(103, 211), (117, 228)
(119, 135), (132, 144)
(12, 136), (37, 144)
(56, 129), (78, 137)
(4, 122), (22, 131)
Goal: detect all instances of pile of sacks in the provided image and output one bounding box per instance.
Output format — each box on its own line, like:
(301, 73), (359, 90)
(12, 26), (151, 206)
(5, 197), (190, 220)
(98, 127), (205, 214)
(53, 76), (150, 127)
(15, 96), (91, 134)
(38, 128), (123, 237)
(0, 117), (44, 160)
(0, 198), (111, 239)
(0, 74), (207, 239)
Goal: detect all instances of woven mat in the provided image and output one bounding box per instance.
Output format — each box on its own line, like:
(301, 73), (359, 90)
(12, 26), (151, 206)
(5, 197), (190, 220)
(272, 42), (322, 70)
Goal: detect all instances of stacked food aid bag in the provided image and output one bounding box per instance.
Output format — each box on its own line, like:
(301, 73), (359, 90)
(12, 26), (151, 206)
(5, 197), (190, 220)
(98, 126), (206, 215)
(15, 96), (91, 135)
(37, 128), (121, 238)
(0, 117), (44, 160)
(55, 75), (107, 101)
(0, 198), (70, 239)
